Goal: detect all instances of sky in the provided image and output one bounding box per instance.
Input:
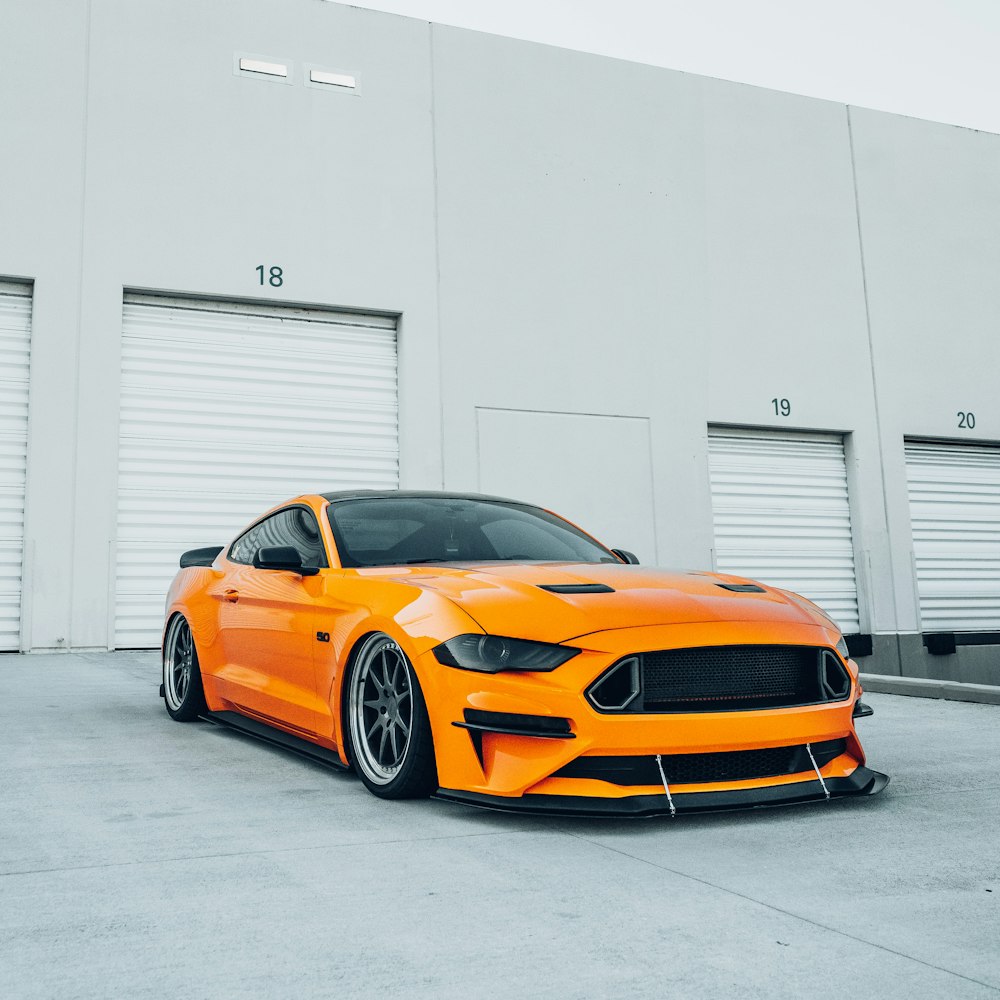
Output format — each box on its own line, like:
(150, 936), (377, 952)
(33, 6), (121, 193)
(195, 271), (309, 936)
(344, 0), (1000, 134)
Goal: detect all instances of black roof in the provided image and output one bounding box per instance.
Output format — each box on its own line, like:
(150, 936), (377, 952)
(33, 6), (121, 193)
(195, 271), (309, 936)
(319, 489), (529, 505)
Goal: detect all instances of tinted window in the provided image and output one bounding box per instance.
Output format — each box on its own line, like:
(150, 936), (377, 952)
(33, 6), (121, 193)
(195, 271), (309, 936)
(326, 497), (616, 568)
(229, 507), (329, 568)
(228, 523), (263, 565)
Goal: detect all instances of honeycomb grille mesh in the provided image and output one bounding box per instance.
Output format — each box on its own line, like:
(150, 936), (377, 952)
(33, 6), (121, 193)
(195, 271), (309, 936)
(664, 744), (812, 784)
(640, 644), (822, 712)
(554, 739), (846, 787)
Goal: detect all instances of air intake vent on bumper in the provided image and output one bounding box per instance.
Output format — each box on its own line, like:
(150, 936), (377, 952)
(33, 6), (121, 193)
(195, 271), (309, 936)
(587, 656), (640, 711)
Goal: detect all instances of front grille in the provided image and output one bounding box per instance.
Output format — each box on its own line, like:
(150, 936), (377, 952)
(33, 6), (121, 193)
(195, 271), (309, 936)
(554, 739), (846, 786)
(587, 644), (849, 713)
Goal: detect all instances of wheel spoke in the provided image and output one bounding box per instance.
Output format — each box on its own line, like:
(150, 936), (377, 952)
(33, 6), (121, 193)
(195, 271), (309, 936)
(352, 638), (422, 783)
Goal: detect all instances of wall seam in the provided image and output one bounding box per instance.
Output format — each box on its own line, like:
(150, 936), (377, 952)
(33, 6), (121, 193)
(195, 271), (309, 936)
(428, 23), (446, 490)
(66, 0), (95, 648)
(846, 104), (903, 675)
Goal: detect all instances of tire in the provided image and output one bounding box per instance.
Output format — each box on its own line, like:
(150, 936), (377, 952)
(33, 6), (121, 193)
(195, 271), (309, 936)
(344, 633), (438, 799)
(162, 614), (208, 721)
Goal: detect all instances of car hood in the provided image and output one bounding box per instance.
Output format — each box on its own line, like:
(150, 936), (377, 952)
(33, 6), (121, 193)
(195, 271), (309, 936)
(371, 562), (832, 644)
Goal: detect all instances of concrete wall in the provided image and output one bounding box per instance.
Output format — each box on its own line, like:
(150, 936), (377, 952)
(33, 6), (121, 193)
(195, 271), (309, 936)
(2, 0), (999, 682)
(850, 108), (1000, 682)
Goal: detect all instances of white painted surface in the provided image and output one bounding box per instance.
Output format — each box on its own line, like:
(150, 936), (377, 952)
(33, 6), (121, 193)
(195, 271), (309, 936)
(0, 282), (31, 651)
(476, 408), (656, 563)
(905, 439), (1000, 631)
(115, 294), (397, 647)
(0, 1), (998, 679)
(708, 429), (861, 634)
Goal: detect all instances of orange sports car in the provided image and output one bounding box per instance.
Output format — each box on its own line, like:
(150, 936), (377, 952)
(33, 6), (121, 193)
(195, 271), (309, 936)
(161, 491), (887, 816)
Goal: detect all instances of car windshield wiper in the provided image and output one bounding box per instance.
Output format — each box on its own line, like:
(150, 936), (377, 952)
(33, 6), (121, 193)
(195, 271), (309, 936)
(400, 558), (452, 565)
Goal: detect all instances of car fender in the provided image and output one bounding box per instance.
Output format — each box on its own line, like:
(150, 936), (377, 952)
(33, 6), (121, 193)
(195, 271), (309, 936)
(318, 580), (485, 727)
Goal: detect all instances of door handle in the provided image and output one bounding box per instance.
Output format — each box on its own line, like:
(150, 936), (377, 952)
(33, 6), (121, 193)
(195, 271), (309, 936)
(223, 589), (240, 603)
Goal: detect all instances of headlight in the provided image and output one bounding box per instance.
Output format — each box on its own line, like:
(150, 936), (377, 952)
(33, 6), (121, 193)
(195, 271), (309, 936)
(433, 634), (580, 673)
(835, 636), (851, 661)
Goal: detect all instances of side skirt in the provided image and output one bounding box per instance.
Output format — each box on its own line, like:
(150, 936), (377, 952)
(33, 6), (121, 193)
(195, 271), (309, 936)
(200, 710), (350, 772)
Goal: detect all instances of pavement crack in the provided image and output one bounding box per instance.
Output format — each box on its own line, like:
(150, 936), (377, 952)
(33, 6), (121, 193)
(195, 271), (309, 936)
(566, 832), (1000, 994)
(0, 829), (510, 879)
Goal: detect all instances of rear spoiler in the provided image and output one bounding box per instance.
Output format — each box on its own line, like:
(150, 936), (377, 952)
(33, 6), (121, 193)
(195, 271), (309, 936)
(180, 545), (224, 568)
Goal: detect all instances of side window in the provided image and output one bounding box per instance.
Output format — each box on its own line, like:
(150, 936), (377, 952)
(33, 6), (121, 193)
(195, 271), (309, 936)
(229, 523), (263, 565)
(233, 507), (329, 569)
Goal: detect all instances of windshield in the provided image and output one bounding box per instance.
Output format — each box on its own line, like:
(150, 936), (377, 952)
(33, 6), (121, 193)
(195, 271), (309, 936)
(326, 497), (618, 568)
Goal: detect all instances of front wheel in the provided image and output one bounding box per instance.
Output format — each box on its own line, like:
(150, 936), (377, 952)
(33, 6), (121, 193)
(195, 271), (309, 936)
(345, 633), (437, 799)
(162, 614), (207, 721)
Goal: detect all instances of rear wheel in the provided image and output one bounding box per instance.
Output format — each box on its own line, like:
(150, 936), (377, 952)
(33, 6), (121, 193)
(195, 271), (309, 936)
(162, 614), (207, 721)
(345, 633), (437, 799)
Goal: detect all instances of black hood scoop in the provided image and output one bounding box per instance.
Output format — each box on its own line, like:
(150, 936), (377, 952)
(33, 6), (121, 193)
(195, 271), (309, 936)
(537, 583), (615, 595)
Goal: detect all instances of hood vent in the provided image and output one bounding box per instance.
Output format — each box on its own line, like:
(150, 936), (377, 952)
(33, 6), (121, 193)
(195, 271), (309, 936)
(538, 583), (615, 595)
(716, 583), (765, 593)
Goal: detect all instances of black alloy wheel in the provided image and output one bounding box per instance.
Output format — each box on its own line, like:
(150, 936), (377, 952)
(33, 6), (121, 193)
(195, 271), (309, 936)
(345, 632), (437, 799)
(162, 614), (208, 721)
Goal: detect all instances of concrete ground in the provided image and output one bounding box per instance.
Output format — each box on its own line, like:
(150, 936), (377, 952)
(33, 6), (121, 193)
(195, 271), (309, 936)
(1, 652), (997, 1000)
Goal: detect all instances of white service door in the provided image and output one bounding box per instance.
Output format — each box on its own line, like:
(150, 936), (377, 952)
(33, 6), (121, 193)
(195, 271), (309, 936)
(905, 439), (1000, 631)
(116, 294), (398, 648)
(0, 282), (32, 651)
(708, 429), (861, 634)
(476, 408), (657, 563)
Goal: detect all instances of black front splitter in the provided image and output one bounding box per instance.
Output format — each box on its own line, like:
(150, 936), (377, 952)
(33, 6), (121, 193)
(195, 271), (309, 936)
(436, 766), (889, 818)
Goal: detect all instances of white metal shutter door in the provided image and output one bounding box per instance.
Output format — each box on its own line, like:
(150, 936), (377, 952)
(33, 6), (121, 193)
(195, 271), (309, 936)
(116, 294), (398, 648)
(0, 282), (31, 651)
(905, 440), (1000, 631)
(708, 430), (861, 634)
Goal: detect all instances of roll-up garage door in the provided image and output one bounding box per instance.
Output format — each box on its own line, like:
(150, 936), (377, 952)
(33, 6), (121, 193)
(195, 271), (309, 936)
(905, 439), (1000, 631)
(116, 294), (398, 648)
(0, 281), (32, 651)
(708, 429), (861, 634)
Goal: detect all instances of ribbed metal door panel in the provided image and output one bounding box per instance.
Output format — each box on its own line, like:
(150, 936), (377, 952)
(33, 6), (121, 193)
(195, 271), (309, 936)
(708, 429), (861, 634)
(0, 281), (31, 651)
(116, 294), (398, 648)
(905, 440), (1000, 631)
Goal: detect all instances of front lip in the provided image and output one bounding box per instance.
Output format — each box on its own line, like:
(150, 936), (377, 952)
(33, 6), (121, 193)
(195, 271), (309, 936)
(436, 767), (890, 818)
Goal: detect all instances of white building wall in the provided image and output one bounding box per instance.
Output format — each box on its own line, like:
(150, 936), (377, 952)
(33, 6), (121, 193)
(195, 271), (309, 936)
(850, 108), (1000, 682)
(0, 0), (998, 682)
(1, 2), (91, 651)
(431, 27), (709, 572)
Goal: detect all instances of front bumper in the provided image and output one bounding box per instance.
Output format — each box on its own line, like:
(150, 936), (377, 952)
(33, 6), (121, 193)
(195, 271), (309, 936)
(437, 765), (889, 817)
(413, 620), (886, 812)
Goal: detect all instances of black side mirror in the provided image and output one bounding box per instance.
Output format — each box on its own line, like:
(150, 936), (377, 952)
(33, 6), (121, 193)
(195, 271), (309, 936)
(611, 548), (639, 565)
(253, 546), (319, 576)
